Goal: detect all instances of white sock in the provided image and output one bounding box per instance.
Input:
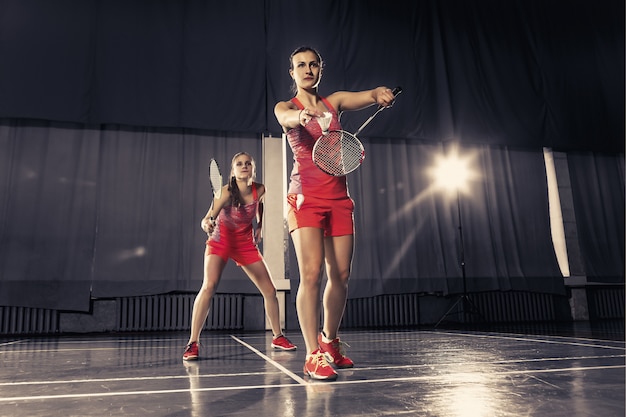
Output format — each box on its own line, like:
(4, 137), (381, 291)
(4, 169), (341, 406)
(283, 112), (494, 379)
(321, 332), (333, 344)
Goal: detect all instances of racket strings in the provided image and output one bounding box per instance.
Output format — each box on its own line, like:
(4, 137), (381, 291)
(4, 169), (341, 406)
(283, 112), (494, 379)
(209, 160), (223, 198)
(314, 131), (364, 176)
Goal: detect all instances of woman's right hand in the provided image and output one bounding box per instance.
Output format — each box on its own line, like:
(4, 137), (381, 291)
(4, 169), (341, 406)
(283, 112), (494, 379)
(299, 108), (323, 127)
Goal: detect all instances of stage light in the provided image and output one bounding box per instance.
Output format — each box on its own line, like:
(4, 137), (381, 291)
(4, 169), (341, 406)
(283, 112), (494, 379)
(428, 145), (483, 326)
(429, 147), (475, 194)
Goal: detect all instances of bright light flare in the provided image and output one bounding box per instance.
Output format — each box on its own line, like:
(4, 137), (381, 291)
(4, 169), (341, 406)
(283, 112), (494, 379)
(429, 147), (477, 194)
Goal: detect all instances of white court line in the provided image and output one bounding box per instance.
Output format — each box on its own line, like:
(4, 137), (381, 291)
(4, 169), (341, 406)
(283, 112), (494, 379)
(346, 329), (625, 346)
(309, 364), (626, 387)
(0, 345), (178, 354)
(0, 338), (239, 354)
(230, 334), (307, 384)
(0, 336), (234, 347)
(2, 329), (622, 403)
(0, 338), (232, 354)
(0, 371), (280, 387)
(3, 353), (623, 387)
(0, 339), (28, 347)
(351, 353), (626, 372)
(0, 382), (301, 402)
(1, 363), (623, 403)
(428, 330), (626, 351)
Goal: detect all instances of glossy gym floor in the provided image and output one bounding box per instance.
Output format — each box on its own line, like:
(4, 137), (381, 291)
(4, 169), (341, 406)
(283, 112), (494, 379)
(1, 321), (624, 417)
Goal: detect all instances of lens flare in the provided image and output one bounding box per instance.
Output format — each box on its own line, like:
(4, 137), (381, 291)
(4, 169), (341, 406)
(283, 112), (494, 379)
(429, 146), (477, 194)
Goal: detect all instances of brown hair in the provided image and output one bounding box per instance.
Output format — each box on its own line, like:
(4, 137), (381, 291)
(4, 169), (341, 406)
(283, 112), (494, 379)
(289, 46), (323, 95)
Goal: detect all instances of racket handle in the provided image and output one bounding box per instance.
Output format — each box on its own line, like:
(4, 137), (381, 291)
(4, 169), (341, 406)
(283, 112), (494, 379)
(355, 86), (403, 136)
(377, 86), (402, 109)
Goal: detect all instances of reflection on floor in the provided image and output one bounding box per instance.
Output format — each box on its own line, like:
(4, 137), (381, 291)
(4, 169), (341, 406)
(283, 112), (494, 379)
(1, 320), (624, 417)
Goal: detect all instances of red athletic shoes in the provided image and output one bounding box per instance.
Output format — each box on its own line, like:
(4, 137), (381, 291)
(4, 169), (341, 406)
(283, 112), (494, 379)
(182, 341), (199, 361)
(271, 334), (297, 351)
(317, 333), (354, 368)
(303, 349), (338, 380)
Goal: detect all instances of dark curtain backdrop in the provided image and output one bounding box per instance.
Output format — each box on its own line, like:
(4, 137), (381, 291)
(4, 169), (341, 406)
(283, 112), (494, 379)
(346, 141), (565, 298)
(567, 153), (625, 283)
(0, 0), (623, 151)
(0, 119), (262, 310)
(0, 0), (623, 310)
(1, 121), (623, 311)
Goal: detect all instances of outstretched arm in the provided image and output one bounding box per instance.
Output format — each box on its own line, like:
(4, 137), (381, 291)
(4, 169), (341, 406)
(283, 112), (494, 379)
(274, 101), (324, 132)
(327, 87), (397, 113)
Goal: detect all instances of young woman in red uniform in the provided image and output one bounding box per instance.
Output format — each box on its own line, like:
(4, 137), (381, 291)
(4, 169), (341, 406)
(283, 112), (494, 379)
(183, 152), (296, 360)
(274, 46), (396, 380)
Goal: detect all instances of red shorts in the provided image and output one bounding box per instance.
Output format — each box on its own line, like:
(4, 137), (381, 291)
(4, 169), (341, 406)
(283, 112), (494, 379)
(206, 235), (262, 267)
(287, 193), (354, 237)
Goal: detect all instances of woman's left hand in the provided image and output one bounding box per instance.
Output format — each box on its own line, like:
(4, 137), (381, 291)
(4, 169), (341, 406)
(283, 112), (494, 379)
(254, 227), (263, 244)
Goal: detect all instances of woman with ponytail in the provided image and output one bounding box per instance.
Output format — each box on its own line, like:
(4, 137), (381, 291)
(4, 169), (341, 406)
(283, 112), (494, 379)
(183, 152), (296, 360)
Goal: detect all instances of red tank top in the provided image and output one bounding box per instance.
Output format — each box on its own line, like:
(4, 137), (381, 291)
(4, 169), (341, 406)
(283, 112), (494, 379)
(212, 183), (258, 243)
(286, 97), (348, 199)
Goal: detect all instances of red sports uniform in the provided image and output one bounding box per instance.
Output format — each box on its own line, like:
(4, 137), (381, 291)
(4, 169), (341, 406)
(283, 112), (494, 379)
(286, 97), (354, 237)
(206, 183), (263, 266)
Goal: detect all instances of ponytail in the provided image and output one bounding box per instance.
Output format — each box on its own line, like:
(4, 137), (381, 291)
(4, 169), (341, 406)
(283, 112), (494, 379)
(228, 176), (244, 207)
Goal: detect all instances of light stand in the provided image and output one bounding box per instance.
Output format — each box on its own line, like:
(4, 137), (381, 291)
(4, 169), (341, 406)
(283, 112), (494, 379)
(429, 146), (484, 328)
(435, 190), (484, 327)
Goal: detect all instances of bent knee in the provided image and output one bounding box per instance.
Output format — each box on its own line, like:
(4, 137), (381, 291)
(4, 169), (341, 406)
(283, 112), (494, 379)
(259, 285), (277, 299)
(199, 282), (218, 295)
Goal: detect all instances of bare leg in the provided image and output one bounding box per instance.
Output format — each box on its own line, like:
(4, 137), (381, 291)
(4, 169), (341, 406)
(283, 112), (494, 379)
(187, 250), (227, 345)
(241, 259), (282, 336)
(322, 234), (354, 340)
(291, 227), (325, 353)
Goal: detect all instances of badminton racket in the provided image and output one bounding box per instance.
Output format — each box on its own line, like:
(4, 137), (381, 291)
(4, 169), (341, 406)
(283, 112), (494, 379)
(312, 86), (402, 176)
(208, 158), (223, 224)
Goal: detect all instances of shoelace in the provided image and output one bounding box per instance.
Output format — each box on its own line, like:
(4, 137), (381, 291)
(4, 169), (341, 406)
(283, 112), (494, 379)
(333, 340), (350, 356)
(313, 352), (330, 368)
